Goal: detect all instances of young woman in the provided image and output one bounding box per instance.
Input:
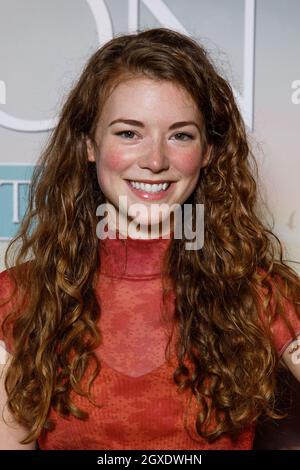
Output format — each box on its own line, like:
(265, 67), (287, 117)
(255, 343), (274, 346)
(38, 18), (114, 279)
(0, 27), (300, 450)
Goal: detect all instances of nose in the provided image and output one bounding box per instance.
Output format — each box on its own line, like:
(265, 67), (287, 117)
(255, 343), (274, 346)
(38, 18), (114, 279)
(138, 139), (170, 173)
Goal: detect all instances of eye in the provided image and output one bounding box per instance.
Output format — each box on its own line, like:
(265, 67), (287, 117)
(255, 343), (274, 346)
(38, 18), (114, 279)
(115, 130), (137, 139)
(173, 132), (194, 141)
(115, 130), (194, 141)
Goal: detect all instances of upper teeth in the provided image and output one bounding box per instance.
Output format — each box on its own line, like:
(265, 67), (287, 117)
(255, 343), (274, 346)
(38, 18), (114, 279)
(129, 181), (170, 193)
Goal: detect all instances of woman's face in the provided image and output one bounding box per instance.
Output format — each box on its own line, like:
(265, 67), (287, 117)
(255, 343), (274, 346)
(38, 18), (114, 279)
(87, 77), (211, 237)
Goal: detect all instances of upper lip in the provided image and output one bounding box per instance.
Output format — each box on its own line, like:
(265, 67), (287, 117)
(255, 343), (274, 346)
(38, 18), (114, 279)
(127, 179), (173, 184)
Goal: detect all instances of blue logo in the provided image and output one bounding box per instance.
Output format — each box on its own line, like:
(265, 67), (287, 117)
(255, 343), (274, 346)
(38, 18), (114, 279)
(0, 165), (34, 240)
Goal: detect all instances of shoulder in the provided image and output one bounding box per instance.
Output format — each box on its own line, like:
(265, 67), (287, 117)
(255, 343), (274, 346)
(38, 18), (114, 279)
(0, 268), (16, 360)
(0, 267), (17, 317)
(255, 267), (300, 358)
(0, 267), (14, 289)
(0, 262), (31, 297)
(0, 263), (30, 357)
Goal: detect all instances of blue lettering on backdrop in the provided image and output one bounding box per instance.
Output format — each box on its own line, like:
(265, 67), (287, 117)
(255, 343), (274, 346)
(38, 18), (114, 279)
(0, 166), (34, 240)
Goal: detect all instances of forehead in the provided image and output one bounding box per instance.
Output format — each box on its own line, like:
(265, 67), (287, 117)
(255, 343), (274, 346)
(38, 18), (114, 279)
(99, 77), (200, 122)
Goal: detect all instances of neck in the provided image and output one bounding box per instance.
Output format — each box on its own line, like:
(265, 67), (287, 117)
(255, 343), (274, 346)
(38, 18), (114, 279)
(98, 229), (174, 279)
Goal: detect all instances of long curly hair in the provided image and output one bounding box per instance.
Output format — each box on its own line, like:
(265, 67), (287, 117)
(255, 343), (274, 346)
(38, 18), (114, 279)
(1, 27), (300, 445)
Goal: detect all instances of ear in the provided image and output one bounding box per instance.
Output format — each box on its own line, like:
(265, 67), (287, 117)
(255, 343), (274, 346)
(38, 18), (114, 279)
(86, 138), (96, 163)
(201, 144), (212, 168)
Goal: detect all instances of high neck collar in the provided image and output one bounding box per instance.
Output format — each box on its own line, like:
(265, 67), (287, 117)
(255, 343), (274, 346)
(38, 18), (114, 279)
(98, 229), (173, 279)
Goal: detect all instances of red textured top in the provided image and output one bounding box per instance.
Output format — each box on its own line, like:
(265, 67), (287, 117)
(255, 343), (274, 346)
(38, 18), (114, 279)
(1, 232), (300, 450)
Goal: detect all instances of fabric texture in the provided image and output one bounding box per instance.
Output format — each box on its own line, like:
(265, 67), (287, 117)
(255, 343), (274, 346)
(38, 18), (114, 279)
(0, 232), (300, 449)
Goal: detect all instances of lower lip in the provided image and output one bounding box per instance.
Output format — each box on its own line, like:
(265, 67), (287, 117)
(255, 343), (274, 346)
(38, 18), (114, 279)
(126, 181), (174, 200)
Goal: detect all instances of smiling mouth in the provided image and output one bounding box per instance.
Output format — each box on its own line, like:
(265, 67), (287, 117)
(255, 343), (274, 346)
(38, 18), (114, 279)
(127, 180), (171, 194)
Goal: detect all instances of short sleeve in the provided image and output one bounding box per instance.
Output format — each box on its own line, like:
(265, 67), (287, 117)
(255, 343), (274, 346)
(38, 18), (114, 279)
(257, 272), (300, 358)
(0, 268), (17, 358)
(270, 293), (300, 357)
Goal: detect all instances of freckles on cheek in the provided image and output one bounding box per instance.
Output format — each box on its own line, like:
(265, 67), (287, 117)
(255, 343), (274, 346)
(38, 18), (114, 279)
(97, 151), (128, 190)
(177, 152), (202, 175)
(104, 152), (128, 171)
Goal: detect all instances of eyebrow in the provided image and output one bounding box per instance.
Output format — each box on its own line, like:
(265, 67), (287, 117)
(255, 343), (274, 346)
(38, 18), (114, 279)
(108, 118), (200, 132)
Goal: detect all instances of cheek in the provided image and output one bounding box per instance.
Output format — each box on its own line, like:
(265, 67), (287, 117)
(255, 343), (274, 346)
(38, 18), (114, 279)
(174, 151), (202, 176)
(96, 151), (130, 193)
(101, 151), (129, 172)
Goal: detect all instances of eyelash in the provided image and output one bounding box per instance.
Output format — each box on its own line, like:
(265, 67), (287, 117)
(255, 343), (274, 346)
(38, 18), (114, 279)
(115, 131), (194, 141)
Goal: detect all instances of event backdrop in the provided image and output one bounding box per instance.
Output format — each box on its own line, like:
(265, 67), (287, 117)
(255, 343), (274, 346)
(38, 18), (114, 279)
(0, 0), (300, 274)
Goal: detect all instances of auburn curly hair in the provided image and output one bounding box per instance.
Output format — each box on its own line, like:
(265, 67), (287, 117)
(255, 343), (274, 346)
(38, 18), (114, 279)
(1, 27), (300, 445)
